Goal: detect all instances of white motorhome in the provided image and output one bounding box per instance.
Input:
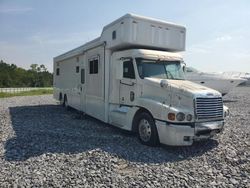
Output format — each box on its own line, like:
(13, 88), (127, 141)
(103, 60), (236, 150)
(54, 14), (229, 146)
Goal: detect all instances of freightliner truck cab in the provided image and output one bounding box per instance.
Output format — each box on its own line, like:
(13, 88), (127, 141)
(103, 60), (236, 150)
(109, 49), (229, 146)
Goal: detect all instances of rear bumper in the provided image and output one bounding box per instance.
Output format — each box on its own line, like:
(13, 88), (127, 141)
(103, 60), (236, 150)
(155, 120), (224, 146)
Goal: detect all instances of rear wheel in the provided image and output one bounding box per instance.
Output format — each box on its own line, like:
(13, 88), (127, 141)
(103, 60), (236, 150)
(63, 95), (69, 110)
(135, 112), (159, 146)
(59, 93), (63, 105)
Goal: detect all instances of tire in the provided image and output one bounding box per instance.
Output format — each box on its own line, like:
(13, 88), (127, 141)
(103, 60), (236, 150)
(59, 93), (63, 105)
(135, 112), (159, 146)
(63, 95), (69, 110)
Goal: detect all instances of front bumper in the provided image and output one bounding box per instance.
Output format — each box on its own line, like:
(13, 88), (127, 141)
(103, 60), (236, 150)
(194, 121), (224, 140)
(155, 120), (224, 146)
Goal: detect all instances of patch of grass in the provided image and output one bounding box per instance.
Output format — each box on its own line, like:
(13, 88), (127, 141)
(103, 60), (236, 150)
(0, 89), (53, 98)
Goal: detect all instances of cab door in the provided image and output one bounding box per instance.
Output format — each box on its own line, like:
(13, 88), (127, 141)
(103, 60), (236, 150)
(119, 59), (137, 106)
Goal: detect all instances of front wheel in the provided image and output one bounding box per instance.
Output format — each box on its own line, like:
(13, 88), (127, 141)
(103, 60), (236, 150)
(136, 112), (159, 146)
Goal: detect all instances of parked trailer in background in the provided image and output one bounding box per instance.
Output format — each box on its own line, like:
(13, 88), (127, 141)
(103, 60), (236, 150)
(54, 14), (229, 146)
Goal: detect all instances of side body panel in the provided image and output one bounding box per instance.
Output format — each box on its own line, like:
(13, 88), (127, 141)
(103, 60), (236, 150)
(101, 14), (186, 51)
(84, 46), (106, 121)
(53, 45), (107, 122)
(53, 55), (82, 111)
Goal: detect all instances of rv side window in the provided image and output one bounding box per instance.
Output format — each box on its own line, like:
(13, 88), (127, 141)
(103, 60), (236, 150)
(81, 69), (85, 84)
(89, 59), (98, 74)
(76, 66), (79, 73)
(56, 68), (60, 76)
(112, 30), (116, 40)
(123, 60), (135, 79)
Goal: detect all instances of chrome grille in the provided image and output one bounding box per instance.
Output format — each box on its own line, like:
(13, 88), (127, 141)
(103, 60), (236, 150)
(195, 97), (223, 120)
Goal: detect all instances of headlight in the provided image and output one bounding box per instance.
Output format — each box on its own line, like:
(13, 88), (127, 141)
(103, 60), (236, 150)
(176, 112), (185, 121)
(186, 114), (192, 121)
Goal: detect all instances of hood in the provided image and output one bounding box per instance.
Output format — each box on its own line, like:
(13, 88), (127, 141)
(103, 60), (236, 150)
(144, 77), (222, 98)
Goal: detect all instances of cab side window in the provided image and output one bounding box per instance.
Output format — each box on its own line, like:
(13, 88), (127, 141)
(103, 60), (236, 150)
(123, 60), (135, 79)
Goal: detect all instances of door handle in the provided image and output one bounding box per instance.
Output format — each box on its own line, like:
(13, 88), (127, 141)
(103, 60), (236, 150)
(120, 80), (135, 86)
(130, 91), (135, 101)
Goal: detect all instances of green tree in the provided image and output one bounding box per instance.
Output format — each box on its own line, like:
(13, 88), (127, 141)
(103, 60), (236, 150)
(40, 64), (47, 72)
(0, 60), (53, 88)
(30, 64), (38, 72)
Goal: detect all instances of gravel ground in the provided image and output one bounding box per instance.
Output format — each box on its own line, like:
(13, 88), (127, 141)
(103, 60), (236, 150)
(0, 87), (249, 187)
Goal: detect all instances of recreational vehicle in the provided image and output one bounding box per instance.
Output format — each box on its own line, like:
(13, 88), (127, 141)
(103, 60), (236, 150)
(54, 14), (229, 146)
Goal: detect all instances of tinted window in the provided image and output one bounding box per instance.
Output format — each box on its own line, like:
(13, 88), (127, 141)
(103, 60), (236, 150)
(81, 69), (85, 84)
(136, 58), (185, 80)
(123, 60), (135, 79)
(56, 68), (60, 76)
(76, 66), (79, 73)
(89, 59), (98, 74)
(137, 63), (166, 79)
(112, 30), (116, 40)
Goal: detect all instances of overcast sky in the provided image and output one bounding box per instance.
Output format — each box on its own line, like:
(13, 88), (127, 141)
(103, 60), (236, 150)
(0, 0), (249, 73)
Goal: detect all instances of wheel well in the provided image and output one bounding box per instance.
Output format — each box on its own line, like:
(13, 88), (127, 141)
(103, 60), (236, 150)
(132, 107), (154, 132)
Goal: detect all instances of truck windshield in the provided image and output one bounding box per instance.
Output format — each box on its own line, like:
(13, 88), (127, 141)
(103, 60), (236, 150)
(136, 58), (185, 80)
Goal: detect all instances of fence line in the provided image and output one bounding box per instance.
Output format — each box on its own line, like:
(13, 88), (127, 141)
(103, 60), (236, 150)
(0, 87), (53, 93)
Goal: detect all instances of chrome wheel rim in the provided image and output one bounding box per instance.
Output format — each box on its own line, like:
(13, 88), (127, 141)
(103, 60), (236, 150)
(138, 119), (151, 142)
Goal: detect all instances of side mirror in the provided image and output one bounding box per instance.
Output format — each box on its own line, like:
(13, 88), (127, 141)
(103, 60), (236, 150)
(160, 79), (168, 88)
(116, 60), (123, 80)
(181, 61), (187, 73)
(183, 66), (187, 73)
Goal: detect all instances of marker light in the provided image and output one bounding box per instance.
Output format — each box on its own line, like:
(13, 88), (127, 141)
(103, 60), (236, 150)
(186, 114), (193, 121)
(168, 113), (175, 121)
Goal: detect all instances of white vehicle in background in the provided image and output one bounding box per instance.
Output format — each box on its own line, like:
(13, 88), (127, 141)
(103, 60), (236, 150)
(222, 72), (250, 86)
(185, 67), (245, 96)
(53, 14), (229, 146)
